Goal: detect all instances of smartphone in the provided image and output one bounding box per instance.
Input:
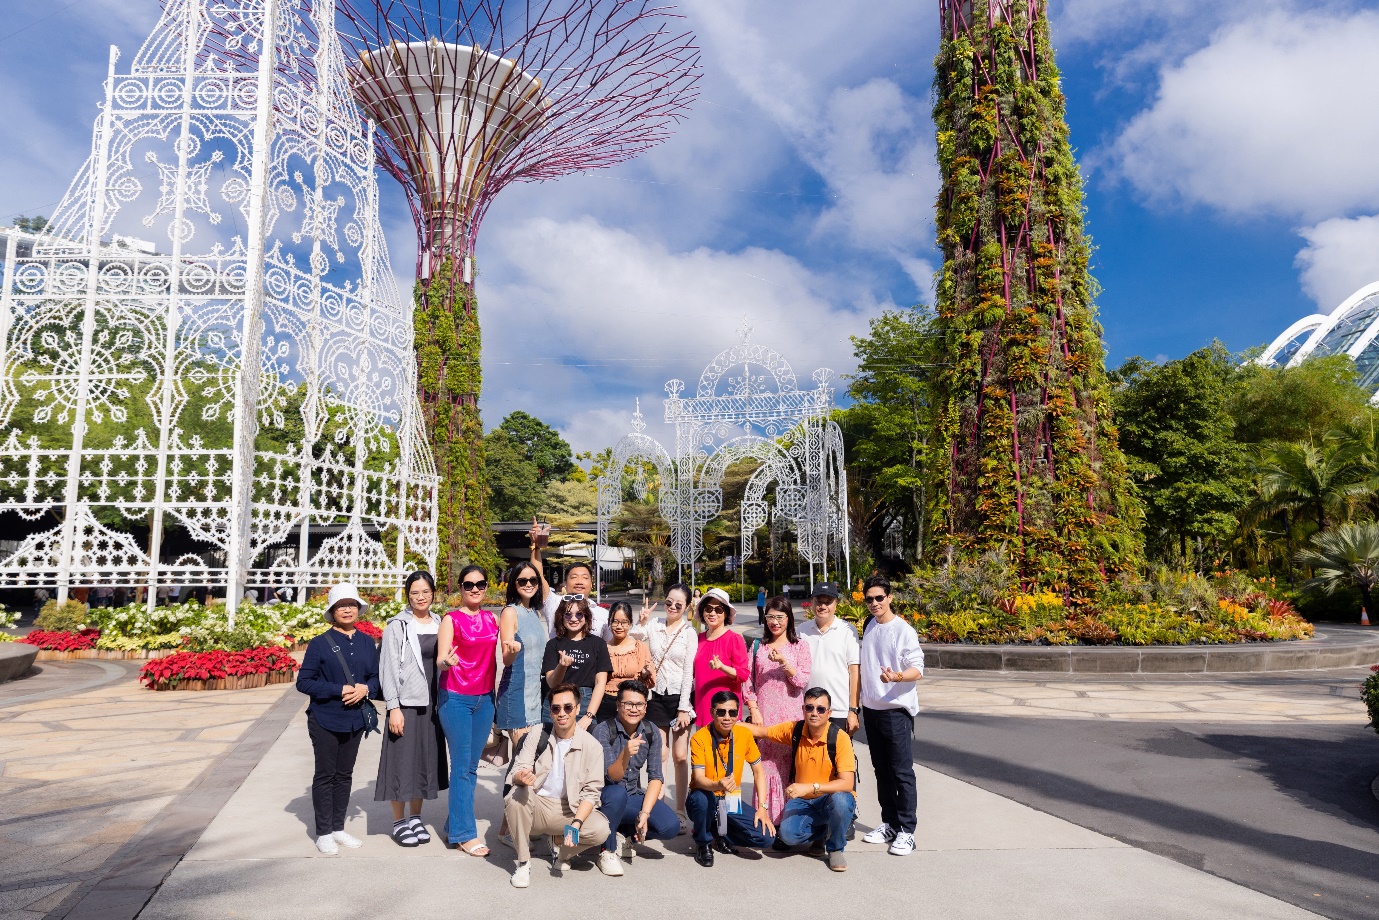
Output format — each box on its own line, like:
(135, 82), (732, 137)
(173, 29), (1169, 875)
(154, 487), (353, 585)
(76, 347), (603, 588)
(535, 522), (551, 548)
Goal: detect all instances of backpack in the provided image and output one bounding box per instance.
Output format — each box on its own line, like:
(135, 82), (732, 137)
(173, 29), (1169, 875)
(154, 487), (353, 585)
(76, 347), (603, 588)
(503, 725), (555, 798)
(787, 720), (840, 786)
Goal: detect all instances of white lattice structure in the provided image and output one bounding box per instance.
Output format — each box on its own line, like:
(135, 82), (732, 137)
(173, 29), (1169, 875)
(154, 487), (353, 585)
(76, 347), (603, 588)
(1259, 282), (1379, 403)
(596, 324), (848, 594)
(0, 0), (438, 617)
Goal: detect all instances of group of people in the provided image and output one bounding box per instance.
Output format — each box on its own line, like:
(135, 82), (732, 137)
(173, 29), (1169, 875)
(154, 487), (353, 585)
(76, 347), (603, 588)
(295, 532), (924, 888)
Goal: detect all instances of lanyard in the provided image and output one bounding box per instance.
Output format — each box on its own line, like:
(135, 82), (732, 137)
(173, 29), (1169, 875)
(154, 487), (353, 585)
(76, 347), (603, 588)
(711, 726), (735, 785)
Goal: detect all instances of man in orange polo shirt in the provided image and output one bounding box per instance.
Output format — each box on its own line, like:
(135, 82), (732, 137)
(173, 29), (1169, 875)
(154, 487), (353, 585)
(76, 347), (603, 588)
(741, 686), (856, 872)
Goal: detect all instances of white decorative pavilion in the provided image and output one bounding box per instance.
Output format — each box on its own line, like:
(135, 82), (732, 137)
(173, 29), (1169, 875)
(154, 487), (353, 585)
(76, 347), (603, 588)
(0, 0), (437, 617)
(1259, 282), (1379, 399)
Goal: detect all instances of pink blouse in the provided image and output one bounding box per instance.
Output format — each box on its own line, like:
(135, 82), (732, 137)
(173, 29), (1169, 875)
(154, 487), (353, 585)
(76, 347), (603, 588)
(442, 609), (498, 695)
(692, 628), (749, 728)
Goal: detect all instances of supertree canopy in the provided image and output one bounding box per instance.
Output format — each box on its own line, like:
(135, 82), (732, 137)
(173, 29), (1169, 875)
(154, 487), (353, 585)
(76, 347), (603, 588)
(335, 0), (701, 589)
(930, 0), (1141, 597)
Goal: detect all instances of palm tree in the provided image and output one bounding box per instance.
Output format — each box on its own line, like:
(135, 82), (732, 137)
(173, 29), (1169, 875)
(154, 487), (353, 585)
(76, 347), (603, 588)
(1297, 521), (1379, 616)
(1255, 439), (1373, 533)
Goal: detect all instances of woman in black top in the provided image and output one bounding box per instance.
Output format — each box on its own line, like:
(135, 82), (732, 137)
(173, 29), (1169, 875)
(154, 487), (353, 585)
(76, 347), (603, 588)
(296, 583), (380, 855)
(541, 595), (611, 732)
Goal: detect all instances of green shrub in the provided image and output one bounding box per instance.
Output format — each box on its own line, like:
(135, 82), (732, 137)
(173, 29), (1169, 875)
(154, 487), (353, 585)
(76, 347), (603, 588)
(1363, 667), (1379, 736)
(36, 600), (88, 632)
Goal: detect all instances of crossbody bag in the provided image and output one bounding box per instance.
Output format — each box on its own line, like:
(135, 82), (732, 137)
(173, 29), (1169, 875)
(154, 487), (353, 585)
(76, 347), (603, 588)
(327, 636), (380, 736)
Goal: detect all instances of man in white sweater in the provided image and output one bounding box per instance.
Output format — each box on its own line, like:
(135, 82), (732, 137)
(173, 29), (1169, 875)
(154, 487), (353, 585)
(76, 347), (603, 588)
(857, 575), (924, 856)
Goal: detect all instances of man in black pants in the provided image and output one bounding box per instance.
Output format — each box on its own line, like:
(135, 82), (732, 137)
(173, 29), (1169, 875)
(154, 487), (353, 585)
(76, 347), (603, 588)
(857, 575), (923, 856)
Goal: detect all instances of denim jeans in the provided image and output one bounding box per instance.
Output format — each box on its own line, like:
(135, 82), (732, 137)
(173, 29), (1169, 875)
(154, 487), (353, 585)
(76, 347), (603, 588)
(598, 784), (682, 851)
(437, 690), (494, 843)
(685, 788), (775, 848)
(778, 792), (856, 853)
(862, 706), (916, 834)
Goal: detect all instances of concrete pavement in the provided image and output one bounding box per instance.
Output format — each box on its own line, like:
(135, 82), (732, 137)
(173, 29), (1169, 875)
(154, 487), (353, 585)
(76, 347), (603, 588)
(138, 706), (1324, 920)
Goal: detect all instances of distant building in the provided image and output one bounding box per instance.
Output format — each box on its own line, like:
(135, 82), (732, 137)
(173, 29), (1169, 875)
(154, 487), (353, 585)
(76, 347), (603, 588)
(1259, 282), (1379, 400)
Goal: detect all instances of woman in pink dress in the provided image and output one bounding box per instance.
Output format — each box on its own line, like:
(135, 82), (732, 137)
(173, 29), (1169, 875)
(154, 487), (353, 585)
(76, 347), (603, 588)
(691, 588), (749, 729)
(436, 564), (499, 857)
(744, 595), (811, 824)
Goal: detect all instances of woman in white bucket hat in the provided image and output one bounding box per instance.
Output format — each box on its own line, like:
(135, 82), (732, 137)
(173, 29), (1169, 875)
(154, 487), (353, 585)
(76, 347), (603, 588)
(296, 582), (380, 855)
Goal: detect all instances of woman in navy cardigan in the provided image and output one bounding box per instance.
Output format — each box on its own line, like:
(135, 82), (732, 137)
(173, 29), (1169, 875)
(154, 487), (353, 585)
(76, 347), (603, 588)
(296, 583), (380, 854)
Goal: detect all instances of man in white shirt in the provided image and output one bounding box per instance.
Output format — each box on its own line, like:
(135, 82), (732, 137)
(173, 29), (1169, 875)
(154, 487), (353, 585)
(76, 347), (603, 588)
(798, 582), (860, 735)
(857, 575), (924, 857)
(528, 523), (609, 638)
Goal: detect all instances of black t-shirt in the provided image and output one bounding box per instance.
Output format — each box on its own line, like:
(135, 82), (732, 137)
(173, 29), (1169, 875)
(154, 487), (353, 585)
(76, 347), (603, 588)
(541, 635), (612, 692)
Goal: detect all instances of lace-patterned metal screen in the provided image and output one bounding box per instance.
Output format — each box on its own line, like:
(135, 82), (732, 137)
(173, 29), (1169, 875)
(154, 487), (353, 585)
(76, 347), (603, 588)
(596, 324), (849, 592)
(0, 0), (438, 614)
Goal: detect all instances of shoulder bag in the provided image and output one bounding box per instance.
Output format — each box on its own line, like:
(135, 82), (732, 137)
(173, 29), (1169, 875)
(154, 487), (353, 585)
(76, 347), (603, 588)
(327, 636), (380, 736)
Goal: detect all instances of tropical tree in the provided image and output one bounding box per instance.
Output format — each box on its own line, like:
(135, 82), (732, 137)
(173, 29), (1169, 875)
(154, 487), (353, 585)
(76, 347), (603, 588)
(1231, 354), (1371, 445)
(497, 410), (576, 484)
(483, 427), (544, 521)
(1255, 439), (1374, 534)
(1297, 521), (1379, 616)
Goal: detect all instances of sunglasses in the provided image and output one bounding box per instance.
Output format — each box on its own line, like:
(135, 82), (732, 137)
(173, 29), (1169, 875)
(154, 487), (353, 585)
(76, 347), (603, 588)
(802, 704), (829, 714)
(550, 702), (578, 715)
(713, 707), (739, 717)
(515, 576), (539, 588)
(564, 611), (586, 621)
(462, 580), (488, 592)
(665, 599), (685, 608)
(864, 594), (887, 604)
(702, 604), (728, 615)
(562, 593), (585, 602)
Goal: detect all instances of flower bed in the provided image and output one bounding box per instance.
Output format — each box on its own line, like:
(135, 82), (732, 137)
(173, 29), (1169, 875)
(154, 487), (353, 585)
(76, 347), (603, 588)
(139, 645), (299, 691)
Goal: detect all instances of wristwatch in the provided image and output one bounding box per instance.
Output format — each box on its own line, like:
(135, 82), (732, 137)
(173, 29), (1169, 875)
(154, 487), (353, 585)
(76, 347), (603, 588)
(849, 707), (860, 714)
(812, 782), (821, 796)
(571, 818), (583, 828)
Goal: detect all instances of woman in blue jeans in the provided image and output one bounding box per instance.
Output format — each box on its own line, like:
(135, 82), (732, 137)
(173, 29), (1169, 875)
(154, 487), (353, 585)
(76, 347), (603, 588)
(436, 564), (499, 856)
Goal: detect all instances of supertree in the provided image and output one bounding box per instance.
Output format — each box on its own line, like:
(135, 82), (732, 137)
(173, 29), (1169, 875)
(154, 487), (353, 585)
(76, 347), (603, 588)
(930, 1), (1141, 598)
(335, 1), (701, 589)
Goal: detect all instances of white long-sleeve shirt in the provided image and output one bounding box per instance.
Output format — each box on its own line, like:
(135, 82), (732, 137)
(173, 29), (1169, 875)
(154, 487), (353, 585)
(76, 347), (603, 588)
(631, 617), (698, 713)
(860, 614), (925, 716)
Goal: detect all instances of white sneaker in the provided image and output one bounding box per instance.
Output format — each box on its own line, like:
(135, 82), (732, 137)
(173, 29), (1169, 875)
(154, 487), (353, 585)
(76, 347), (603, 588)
(620, 833), (635, 861)
(511, 862), (531, 888)
(548, 834), (561, 862)
(332, 831), (363, 849)
(862, 823), (895, 845)
(888, 831), (916, 855)
(315, 835), (339, 855)
(598, 850), (625, 876)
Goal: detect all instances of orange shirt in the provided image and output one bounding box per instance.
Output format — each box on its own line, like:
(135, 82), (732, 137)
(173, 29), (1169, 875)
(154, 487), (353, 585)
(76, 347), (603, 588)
(764, 721), (857, 790)
(690, 724), (760, 786)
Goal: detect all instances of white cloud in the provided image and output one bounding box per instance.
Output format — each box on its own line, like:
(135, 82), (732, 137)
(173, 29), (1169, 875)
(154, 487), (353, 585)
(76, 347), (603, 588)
(1295, 215), (1379, 312)
(1105, 9), (1379, 220)
(477, 215), (879, 450)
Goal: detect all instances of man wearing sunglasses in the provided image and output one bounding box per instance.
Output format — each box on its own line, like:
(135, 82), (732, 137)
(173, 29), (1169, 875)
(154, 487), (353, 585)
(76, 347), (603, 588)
(740, 686), (856, 872)
(857, 575), (923, 857)
(504, 684), (613, 888)
(686, 690), (776, 867)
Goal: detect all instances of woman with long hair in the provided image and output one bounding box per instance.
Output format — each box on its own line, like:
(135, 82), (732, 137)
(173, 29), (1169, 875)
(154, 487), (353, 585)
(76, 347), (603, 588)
(744, 594), (812, 824)
(436, 564), (499, 857)
(375, 571), (448, 847)
(691, 588), (749, 730)
(597, 601), (654, 722)
(494, 561), (548, 848)
(633, 583), (697, 818)
(540, 594), (610, 731)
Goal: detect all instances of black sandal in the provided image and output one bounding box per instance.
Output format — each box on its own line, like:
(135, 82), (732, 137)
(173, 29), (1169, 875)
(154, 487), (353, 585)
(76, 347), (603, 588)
(409, 816), (431, 844)
(392, 820), (420, 847)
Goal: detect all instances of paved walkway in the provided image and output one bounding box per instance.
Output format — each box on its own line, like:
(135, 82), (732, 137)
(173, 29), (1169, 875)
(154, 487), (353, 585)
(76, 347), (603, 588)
(138, 707), (1324, 920)
(0, 660), (296, 919)
(916, 667), (1370, 722)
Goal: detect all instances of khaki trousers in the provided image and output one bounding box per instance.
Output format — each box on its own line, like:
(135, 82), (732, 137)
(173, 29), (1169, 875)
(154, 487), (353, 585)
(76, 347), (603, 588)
(504, 786), (610, 863)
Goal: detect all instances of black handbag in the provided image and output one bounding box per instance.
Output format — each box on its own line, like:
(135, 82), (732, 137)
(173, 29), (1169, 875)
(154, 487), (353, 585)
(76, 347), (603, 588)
(327, 636), (380, 735)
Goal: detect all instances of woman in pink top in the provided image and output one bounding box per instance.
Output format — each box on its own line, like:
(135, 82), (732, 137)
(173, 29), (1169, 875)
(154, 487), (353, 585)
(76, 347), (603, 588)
(436, 564), (499, 856)
(691, 588), (749, 728)
(744, 595), (811, 823)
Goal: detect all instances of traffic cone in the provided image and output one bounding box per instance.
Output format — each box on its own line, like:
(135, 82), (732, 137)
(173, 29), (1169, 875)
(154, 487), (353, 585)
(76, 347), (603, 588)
(1362, 608), (1371, 626)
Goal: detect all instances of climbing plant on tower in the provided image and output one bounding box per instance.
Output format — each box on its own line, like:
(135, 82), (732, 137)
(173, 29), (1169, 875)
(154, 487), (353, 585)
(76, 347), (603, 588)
(930, 0), (1142, 598)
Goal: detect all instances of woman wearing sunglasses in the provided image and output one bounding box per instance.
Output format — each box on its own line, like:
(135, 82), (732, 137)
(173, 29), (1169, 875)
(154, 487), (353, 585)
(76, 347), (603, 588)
(436, 564), (499, 857)
(632, 583), (697, 820)
(496, 562), (549, 741)
(691, 588), (749, 730)
(541, 595), (611, 730)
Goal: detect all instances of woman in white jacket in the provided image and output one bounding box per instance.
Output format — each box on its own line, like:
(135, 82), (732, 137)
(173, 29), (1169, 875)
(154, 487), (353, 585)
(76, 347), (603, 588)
(633, 582), (698, 822)
(374, 571), (448, 847)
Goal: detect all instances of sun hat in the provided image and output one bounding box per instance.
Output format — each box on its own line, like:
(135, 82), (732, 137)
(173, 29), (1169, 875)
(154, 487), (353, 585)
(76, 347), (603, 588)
(324, 582), (370, 623)
(698, 587), (733, 613)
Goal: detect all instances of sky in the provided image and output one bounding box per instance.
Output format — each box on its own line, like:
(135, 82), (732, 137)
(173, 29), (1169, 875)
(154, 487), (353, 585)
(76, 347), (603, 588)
(2, 0), (1377, 457)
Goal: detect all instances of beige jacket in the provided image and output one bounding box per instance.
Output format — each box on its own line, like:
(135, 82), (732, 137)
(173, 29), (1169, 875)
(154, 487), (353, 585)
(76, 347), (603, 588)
(509, 725), (604, 807)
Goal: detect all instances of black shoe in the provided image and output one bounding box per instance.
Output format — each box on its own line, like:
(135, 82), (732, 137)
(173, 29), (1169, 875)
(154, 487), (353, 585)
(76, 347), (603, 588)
(770, 838), (792, 853)
(695, 843), (715, 867)
(711, 837), (738, 856)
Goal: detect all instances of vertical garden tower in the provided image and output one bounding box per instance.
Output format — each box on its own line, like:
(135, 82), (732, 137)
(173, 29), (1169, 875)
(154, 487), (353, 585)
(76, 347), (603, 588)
(931, 1), (1140, 595)
(337, 1), (700, 588)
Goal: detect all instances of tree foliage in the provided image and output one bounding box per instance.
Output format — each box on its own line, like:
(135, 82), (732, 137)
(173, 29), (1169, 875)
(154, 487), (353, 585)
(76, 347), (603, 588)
(498, 410), (576, 484)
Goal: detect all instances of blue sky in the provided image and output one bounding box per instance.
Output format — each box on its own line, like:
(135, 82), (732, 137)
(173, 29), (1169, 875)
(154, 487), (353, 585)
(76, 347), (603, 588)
(2, 0), (1377, 455)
